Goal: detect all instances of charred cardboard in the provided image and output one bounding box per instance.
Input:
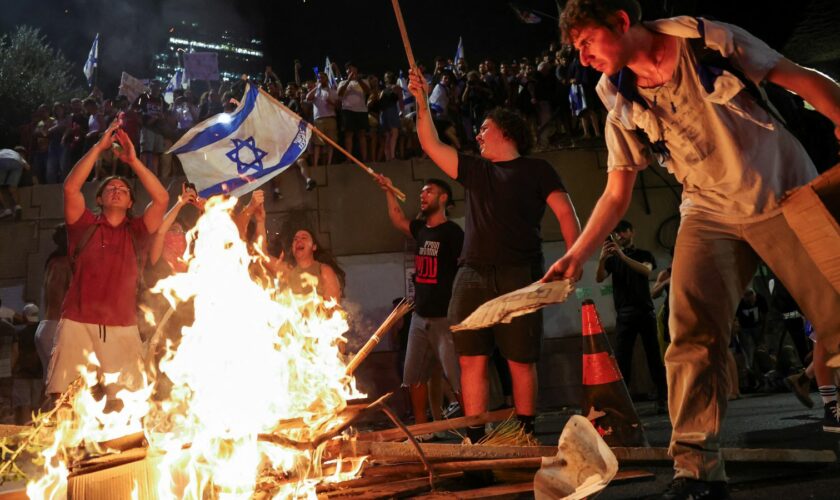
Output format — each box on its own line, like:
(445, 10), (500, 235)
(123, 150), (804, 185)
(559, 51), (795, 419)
(782, 163), (840, 294)
(67, 454), (160, 500)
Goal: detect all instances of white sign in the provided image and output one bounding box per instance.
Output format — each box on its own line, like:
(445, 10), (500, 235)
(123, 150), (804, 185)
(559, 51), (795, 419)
(184, 52), (220, 81)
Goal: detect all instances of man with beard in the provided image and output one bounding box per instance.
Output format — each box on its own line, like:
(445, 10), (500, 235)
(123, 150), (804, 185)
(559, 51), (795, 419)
(376, 175), (463, 431)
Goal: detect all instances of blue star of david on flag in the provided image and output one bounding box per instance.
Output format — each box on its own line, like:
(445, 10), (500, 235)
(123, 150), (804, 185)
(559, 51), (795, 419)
(168, 84), (311, 198)
(226, 136), (268, 174)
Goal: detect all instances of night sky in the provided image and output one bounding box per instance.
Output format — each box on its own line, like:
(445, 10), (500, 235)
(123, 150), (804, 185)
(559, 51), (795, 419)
(0, 0), (817, 93)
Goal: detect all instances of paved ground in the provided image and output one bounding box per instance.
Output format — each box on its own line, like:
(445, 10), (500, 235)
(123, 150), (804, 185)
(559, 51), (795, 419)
(534, 391), (840, 499)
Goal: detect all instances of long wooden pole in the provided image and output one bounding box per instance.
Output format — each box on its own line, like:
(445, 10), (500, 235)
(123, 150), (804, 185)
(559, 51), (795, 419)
(391, 0), (428, 108)
(258, 87), (406, 202)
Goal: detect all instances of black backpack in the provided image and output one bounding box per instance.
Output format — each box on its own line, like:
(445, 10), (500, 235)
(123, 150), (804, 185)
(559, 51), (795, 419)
(614, 18), (838, 173)
(688, 18), (838, 173)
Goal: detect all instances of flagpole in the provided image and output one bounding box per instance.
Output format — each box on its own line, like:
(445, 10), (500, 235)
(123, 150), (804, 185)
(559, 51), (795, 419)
(390, 0), (427, 108)
(257, 87), (407, 202)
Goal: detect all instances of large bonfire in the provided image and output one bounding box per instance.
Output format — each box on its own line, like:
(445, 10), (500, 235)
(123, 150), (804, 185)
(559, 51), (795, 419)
(25, 196), (365, 499)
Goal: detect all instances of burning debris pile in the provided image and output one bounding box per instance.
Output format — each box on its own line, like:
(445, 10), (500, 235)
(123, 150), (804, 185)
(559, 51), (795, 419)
(0, 197), (619, 499)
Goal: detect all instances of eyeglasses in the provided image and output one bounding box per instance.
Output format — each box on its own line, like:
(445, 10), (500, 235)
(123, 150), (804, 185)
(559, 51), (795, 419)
(103, 186), (130, 195)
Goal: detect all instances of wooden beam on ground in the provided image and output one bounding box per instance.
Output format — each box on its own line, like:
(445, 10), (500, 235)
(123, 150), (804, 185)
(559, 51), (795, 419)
(355, 408), (515, 442)
(337, 441), (558, 461)
(612, 447), (838, 464)
(362, 457), (543, 477)
(319, 472), (462, 499)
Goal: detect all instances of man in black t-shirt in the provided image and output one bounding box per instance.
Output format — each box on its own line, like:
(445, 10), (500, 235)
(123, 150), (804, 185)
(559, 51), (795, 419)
(406, 70), (581, 441)
(596, 220), (666, 409)
(376, 175), (464, 429)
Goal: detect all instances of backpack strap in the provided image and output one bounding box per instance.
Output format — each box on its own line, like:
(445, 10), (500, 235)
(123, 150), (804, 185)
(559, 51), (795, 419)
(689, 18), (786, 126)
(70, 224), (100, 271)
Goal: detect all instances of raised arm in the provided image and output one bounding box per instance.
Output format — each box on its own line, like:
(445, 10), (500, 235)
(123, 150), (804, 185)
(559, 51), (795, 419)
(64, 120), (119, 224)
(375, 174), (411, 237)
(767, 58), (840, 139)
(407, 68), (458, 179)
(149, 187), (195, 265)
(113, 128), (169, 233)
(543, 169), (637, 282)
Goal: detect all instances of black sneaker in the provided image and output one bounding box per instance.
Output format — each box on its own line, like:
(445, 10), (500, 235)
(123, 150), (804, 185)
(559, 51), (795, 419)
(660, 478), (729, 499)
(823, 401), (840, 433)
(305, 178), (317, 191)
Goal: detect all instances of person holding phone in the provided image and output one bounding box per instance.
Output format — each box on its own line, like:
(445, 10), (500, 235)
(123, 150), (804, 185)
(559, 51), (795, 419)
(337, 61), (370, 162)
(596, 220), (666, 412)
(46, 120), (169, 411)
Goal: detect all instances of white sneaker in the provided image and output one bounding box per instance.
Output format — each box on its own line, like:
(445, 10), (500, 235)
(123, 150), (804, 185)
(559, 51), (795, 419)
(0, 209), (12, 219)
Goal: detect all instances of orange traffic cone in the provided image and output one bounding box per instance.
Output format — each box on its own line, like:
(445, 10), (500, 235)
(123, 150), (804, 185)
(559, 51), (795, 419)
(581, 299), (649, 447)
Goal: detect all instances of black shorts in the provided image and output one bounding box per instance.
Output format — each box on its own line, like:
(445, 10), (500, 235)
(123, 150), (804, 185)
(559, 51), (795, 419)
(341, 110), (370, 132)
(448, 262), (544, 363)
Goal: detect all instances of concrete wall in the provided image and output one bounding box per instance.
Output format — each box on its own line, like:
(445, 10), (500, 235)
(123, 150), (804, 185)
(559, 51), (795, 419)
(0, 146), (682, 407)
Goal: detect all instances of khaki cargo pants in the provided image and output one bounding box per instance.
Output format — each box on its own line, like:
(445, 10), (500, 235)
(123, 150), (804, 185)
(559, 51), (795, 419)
(666, 210), (840, 481)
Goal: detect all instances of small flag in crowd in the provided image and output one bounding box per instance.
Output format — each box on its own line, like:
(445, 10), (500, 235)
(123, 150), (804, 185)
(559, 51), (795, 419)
(397, 70), (415, 112)
(324, 56), (337, 88)
(454, 36), (464, 64)
(164, 69), (185, 104)
(168, 84), (311, 199)
(83, 33), (99, 87)
(509, 3), (542, 24)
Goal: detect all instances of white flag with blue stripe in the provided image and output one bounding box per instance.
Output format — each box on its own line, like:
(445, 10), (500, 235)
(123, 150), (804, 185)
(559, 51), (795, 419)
(167, 84), (311, 199)
(83, 33), (99, 87)
(164, 69), (185, 104)
(454, 36), (464, 64)
(324, 56), (337, 88)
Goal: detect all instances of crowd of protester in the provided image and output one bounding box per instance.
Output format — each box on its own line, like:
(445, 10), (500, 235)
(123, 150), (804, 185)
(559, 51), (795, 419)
(1, 40), (607, 216)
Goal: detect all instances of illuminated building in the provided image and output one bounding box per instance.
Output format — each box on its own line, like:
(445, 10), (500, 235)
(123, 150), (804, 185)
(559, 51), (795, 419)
(153, 20), (264, 84)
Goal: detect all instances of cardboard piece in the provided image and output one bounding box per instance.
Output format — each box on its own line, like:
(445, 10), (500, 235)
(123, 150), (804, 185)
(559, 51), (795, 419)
(68, 455), (160, 500)
(782, 163), (840, 294)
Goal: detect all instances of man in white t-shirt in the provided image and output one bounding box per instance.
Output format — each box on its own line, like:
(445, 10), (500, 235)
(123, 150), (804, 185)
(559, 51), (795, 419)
(306, 72), (339, 166)
(337, 61), (370, 162)
(544, 1), (840, 498)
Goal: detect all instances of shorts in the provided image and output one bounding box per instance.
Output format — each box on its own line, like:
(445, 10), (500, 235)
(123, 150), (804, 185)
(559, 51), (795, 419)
(12, 378), (43, 408)
(314, 117), (338, 146)
(448, 262), (544, 363)
(341, 110), (370, 132)
(45, 318), (144, 399)
(402, 314), (461, 392)
(0, 158), (23, 187)
(140, 127), (166, 154)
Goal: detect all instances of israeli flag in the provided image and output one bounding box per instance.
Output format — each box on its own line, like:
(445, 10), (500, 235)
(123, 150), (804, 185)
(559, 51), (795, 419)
(83, 33), (99, 87)
(324, 56), (337, 88)
(168, 84), (311, 199)
(164, 68), (185, 104)
(454, 36), (464, 64)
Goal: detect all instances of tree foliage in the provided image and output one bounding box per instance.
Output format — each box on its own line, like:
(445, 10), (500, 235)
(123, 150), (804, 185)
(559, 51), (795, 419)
(0, 26), (83, 146)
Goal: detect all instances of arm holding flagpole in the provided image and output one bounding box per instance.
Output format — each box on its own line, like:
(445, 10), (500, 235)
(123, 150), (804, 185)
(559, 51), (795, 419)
(258, 88), (406, 202)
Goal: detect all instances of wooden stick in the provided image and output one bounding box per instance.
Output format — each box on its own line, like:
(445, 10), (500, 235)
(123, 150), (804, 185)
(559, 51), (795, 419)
(391, 0), (417, 68)
(258, 87), (406, 202)
(356, 408), (515, 442)
(320, 472), (461, 499)
(363, 457), (543, 477)
(345, 299), (413, 375)
(390, 0), (428, 107)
